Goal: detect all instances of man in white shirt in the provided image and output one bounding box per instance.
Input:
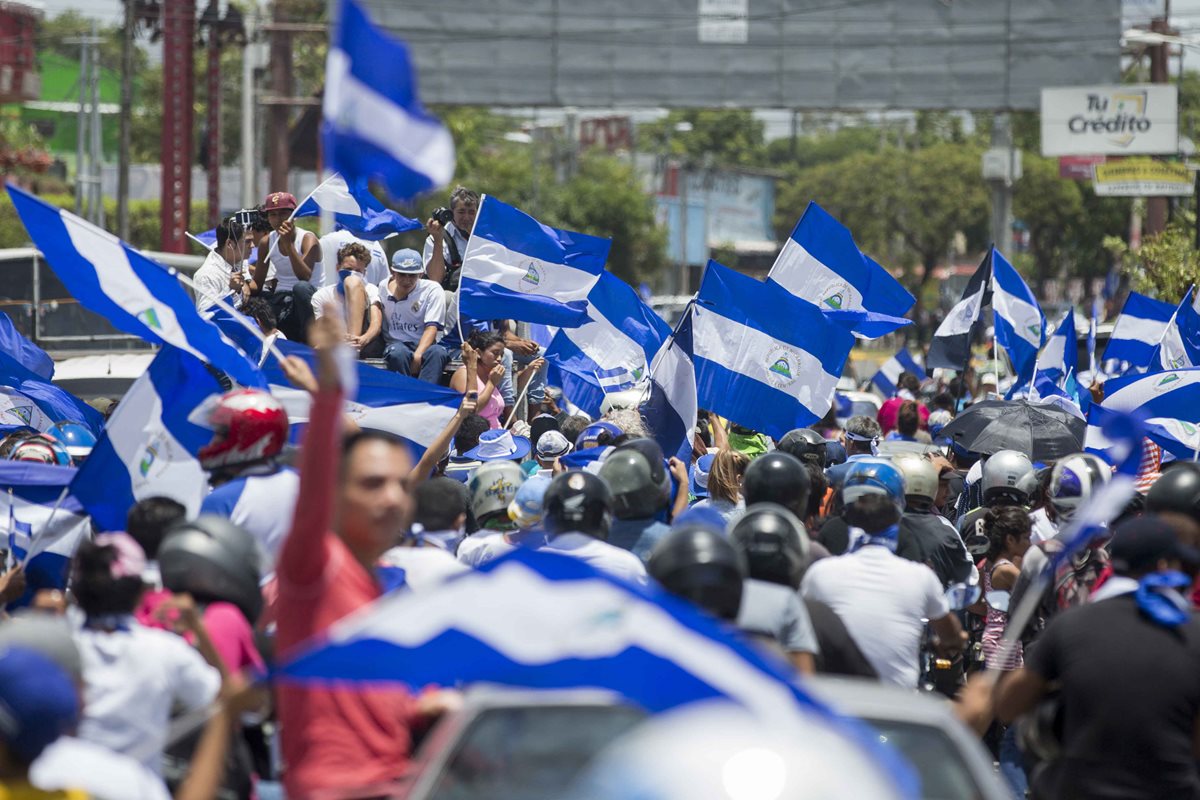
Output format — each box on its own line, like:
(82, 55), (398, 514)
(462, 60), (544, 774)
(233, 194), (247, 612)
(192, 215), (247, 313)
(380, 248), (449, 383)
(801, 460), (965, 687)
(311, 241), (384, 357)
(318, 226), (389, 288)
(253, 190), (322, 343)
(423, 185), (477, 291)
(538, 470), (648, 585)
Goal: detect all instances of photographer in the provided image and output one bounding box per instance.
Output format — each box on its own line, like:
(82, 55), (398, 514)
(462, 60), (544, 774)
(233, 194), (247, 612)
(423, 185), (478, 290)
(192, 215), (248, 313)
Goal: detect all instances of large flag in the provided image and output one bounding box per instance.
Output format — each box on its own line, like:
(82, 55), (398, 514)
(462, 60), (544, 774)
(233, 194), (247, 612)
(0, 311), (52, 380)
(294, 173), (421, 240)
(926, 251), (992, 370)
(1150, 286), (1200, 372)
(1104, 291), (1174, 367)
(322, 0), (454, 202)
(871, 348), (925, 397)
(692, 261), (855, 440)
(71, 347), (223, 532)
(542, 272), (670, 417)
(274, 548), (918, 796)
(7, 186), (265, 389)
(0, 462), (89, 606)
(1092, 366), (1200, 462)
(1039, 307), (1078, 387)
(641, 307), (698, 464)
(459, 196), (609, 328)
(991, 248), (1045, 386)
(0, 350), (102, 436)
(767, 202), (914, 339)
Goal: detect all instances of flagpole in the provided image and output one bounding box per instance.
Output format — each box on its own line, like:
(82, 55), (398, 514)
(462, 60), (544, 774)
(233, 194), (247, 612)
(173, 268), (287, 368)
(185, 231), (215, 252)
(261, 172), (341, 269)
(5, 488), (14, 571)
(20, 485), (69, 568)
(503, 379), (534, 430)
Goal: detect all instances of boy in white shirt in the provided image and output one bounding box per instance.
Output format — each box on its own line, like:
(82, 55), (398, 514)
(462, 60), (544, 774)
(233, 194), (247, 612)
(379, 248), (448, 383)
(311, 241), (384, 357)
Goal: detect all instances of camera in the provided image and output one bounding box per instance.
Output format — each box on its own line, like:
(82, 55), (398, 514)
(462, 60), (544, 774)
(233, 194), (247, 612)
(233, 207), (265, 230)
(430, 206), (454, 227)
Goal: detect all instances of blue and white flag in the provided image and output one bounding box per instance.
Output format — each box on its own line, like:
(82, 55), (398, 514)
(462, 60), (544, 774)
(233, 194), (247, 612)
(188, 229), (258, 265)
(991, 248), (1045, 387)
(323, 0), (454, 202)
(767, 202), (914, 339)
(926, 251), (992, 371)
(0, 349), (102, 436)
(459, 196), (609, 328)
(294, 173), (421, 240)
(1091, 367), (1200, 462)
(692, 261), (855, 440)
(641, 307), (698, 464)
(871, 348), (925, 398)
(1104, 291), (1174, 367)
(1039, 307), (1078, 387)
(0, 311), (52, 380)
(543, 272), (670, 417)
(1, 462), (89, 606)
(274, 548), (919, 796)
(7, 186), (265, 389)
(1150, 286), (1200, 372)
(71, 347), (223, 532)
(1087, 298), (1100, 377)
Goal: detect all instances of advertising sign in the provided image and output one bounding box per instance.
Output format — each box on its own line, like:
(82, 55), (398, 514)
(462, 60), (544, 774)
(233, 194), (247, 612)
(1041, 85), (1178, 156)
(1092, 158), (1193, 197)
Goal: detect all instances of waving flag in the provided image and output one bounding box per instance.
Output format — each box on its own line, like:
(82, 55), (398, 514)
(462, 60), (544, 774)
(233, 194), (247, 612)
(872, 348), (925, 397)
(641, 307), (698, 463)
(1039, 307), (1078, 387)
(0, 311), (52, 380)
(459, 196), (609, 328)
(991, 249), (1045, 386)
(71, 347), (223, 532)
(1150, 287), (1200, 372)
(692, 261), (854, 440)
(927, 251), (992, 370)
(1, 462), (89, 606)
(323, 0), (454, 201)
(7, 186), (264, 389)
(1087, 298), (1100, 377)
(1090, 366), (1200, 462)
(767, 202), (914, 339)
(1104, 291), (1174, 368)
(0, 350), (102, 436)
(294, 173), (421, 240)
(543, 272), (670, 417)
(275, 548), (919, 796)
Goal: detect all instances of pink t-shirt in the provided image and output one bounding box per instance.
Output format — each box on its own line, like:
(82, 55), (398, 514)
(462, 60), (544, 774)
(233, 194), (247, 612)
(477, 375), (503, 429)
(877, 397), (929, 434)
(137, 592), (265, 675)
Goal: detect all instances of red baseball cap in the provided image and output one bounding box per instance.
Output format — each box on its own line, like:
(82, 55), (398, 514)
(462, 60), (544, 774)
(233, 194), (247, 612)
(262, 191), (298, 211)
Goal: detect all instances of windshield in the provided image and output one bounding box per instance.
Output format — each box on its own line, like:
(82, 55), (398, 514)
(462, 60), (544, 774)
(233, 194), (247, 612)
(865, 718), (986, 800)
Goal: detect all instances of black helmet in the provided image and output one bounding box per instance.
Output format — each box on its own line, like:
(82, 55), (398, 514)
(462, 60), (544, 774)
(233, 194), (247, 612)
(742, 452), (811, 514)
(158, 515), (263, 623)
(647, 525), (746, 621)
(777, 428), (828, 469)
(544, 470), (614, 540)
(598, 441), (670, 519)
(728, 503), (810, 589)
(1146, 462), (1200, 521)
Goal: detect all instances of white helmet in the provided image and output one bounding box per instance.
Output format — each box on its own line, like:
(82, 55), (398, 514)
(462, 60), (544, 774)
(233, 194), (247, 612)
(1049, 453), (1111, 522)
(892, 454), (938, 508)
(981, 450), (1038, 506)
(467, 461), (526, 525)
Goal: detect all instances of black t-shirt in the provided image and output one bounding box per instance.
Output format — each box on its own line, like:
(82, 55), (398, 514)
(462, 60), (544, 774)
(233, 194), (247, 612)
(898, 511), (973, 588)
(816, 515), (851, 555)
(1025, 594), (1200, 800)
(803, 598), (878, 679)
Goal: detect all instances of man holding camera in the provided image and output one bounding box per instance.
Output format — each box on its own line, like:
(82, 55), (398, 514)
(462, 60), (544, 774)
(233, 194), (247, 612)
(254, 191), (323, 344)
(423, 185), (478, 291)
(193, 215), (249, 313)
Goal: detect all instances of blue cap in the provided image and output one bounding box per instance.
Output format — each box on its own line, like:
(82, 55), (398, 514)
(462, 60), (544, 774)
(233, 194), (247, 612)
(509, 474), (552, 528)
(689, 453), (715, 498)
(672, 504), (727, 535)
(390, 248), (423, 273)
(575, 421), (622, 450)
(0, 646), (80, 763)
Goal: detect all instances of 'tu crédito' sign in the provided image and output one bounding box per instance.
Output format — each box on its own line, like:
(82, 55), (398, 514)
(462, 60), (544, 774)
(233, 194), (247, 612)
(1041, 84), (1178, 157)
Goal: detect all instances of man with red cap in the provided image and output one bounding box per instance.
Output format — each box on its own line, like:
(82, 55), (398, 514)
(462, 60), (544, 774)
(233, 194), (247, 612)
(252, 191), (323, 343)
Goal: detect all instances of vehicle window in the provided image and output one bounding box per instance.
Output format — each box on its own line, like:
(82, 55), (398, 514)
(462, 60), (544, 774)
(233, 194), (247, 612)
(425, 704), (646, 800)
(864, 719), (985, 800)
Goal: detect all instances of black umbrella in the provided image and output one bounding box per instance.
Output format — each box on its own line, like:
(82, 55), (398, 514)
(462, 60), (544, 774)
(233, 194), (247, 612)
(937, 399), (1085, 461)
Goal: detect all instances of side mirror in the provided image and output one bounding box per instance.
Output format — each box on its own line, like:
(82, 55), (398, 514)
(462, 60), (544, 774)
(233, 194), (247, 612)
(945, 581), (982, 610)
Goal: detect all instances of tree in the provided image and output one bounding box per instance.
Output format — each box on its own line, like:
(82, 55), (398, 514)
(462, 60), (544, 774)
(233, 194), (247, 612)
(638, 109), (766, 168)
(1105, 213), (1199, 301)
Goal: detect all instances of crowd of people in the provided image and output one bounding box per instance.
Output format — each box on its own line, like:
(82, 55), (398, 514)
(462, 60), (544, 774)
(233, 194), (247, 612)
(0, 186), (1199, 800)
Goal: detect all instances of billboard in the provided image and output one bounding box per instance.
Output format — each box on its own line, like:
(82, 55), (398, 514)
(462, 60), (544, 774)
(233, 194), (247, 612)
(1041, 85), (1179, 156)
(360, 0), (1121, 110)
(1092, 158), (1192, 197)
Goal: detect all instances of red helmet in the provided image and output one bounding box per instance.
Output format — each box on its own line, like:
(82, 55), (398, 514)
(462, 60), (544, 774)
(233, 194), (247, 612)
(197, 389), (288, 472)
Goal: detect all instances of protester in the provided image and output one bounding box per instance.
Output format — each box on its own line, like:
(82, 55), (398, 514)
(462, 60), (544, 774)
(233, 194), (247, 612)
(825, 415), (881, 489)
(311, 241), (384, 357)
(423, 185), (478, 290)
(253, 191), (321, 342)
(690, 448), (748, 526)
(893, 454), (974, 588)
(450, 332), (506, 428)
(379, 248), (449, 382)
(192, 215), (248, 313)
(539, 470), (649, 584)
(600, 441), (673, 559)
(877, 372), (928, 434)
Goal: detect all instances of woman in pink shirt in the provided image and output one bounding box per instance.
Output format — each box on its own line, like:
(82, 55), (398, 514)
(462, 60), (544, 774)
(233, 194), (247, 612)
(451, 331), (506, 428)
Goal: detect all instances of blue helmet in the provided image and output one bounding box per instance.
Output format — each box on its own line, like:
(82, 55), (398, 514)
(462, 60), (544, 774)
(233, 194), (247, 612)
(842, 457), (906, 511)
(49, 422), (97, 463)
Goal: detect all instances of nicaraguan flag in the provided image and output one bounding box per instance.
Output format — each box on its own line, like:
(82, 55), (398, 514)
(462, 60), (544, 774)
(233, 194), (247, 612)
(294, 173), (421, 240)
(459, 196), (609, 328)
(0, 349), (102, 436)
(1, 462), (89, 606)
(1087, 298), (1100, 377)
(1039, 307), (1078, 387)
(323, 0), (454, 201)
(188, 228), (258, 265)
(926, 251), (992, 370)
(692, 261), (855, 440)
(273, 548), (919, 796)
(7, 185), (265, 389)
(0, 311), (52, 380)
(641, 307), (698, 464)
(71, 347), (223, 532)
(1092, 366), (1200, 461)
(1150, 287), (1200, 372)
(872, 348), (925, 397)
(1104, 291), (1174, 368)
(767, 202), (914, 339)
(991, 248), (1045, 386)
(543, 272), (670, 417)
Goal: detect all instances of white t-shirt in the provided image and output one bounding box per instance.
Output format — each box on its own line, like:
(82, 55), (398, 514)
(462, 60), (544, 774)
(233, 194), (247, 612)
(192, 249), (238, 313)
(539, 532), (649, 585)
(457, 530), (544, 568)
(378, 546), (471, 591)
(422, 224), (470, 271)
(801, 546), (948, 687)
(33, 736), (171, 800)
(199, 466), (300, 578)
(267, 228), (323, 291)
(379, 277), (446, 345)
(311, 276), (382, 322)
(74, 624), (221, 774)
(319, 229), (389, 288)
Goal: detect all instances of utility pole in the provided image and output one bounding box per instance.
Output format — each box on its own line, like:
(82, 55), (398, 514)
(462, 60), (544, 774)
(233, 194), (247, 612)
(117, 0), (135, 239)
(1147, 12), (1173, 236)
(201, 1), (222, 228)
(267, 1), (291, 191)
(986, 112), (1017, 259)
(73, 34), (88, 216)
(90, 21), (105, 229)
(240, 6), (257, 208)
